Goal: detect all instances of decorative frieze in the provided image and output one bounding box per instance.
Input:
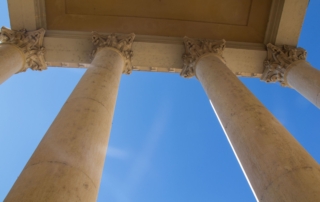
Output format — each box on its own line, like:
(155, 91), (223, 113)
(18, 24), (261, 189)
(261, 43), (307, 86)
(0, 27), (46, 72)
(181, 37), (226, 78)
(92, 32), (135, 74)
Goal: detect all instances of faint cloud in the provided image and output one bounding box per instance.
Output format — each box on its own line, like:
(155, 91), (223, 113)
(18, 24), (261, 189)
(272, 107), (288, 126)
(107, 146), (129, 160)
(294, 95), (310, 109)
(124, 99), (173, 200)
(102, 98), (173, 202)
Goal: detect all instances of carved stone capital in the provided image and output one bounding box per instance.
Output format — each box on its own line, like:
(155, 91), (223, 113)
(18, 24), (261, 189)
(181, 37), (226, 78)
(92, 32), (135, 74)
(261, 43), (307, 86)
(0, 27), (46, 73)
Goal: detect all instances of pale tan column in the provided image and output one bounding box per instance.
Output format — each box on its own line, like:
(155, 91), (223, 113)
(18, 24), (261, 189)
(5, 33), (135, 202)
(0, 27), (46, 84)
(181, 37), (320, 202)
(261, 43), (320, 108)
(0, 44), (25, 84)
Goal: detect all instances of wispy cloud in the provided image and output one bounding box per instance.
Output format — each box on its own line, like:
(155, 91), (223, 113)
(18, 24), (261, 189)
(125, 100), (172, 195)
(107, 146), (129, 160)
(107, 99), (172, 202)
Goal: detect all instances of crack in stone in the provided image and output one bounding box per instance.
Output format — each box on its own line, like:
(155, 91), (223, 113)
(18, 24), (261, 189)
(28, 160), (97, 189)
(223, 104), (266, 130)
(66, 97), (110, 113)
(260, 166), (314, 201)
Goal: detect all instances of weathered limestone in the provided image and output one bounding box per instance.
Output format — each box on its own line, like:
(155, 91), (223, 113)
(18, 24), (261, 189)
(0, 44), (25, 84)
(286, 61), (320, 108)
(181, 37), (320, 201)
(5, 33), (135, 202)
(261, 43), (320, 108)
(0, 27), (46, 84)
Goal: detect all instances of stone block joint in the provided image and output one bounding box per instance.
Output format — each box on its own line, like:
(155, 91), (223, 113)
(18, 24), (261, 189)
(0, 27), (46, 73)
(92, 32), (135, 74)
(181, 36), (226, 78)
(261, 43), (307, 86)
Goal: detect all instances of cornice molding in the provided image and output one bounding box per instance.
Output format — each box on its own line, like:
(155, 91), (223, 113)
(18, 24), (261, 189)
(35, 0), (47, 29)
(261, 43), (306, 86)
(181, 37), (226, 78)
(92, 32), (135, 74)
(264, 0), (285, 44)
(0, 27), (46, 73)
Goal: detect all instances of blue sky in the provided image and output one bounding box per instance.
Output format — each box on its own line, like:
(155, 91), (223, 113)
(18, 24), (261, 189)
(1, 1), (320, 201)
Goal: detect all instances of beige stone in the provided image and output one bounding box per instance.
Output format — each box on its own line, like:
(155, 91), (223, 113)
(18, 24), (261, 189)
(4, 33), (135, 202)
(286, 61), (320, 108)
(43, 32), (268, 76)
(6, 0), (309, 75)
(46, 0), (271, 43)
(0, 27), (46, 84)
(1, 0), (315, 200)
(261, 43), (320, 108)
(0, 44), (24, 84)
(182, 37), (320, 201)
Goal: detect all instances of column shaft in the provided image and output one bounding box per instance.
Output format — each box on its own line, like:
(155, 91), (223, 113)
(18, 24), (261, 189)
(261, 43), (320, 109)
(196, 54), (320, 201)
(0, 44), (25, 84)
(5, 48), (124, 202)
(286, 61), (320, 108)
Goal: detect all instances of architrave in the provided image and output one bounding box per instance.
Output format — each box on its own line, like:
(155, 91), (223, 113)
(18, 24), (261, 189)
(43, 30), (267, 77)
(6, 0), (308, 76)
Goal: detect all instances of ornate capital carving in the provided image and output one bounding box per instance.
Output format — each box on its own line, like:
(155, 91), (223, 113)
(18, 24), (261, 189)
(261, 43), (307, 86)
(92, 32), (135, 74)
(0, 27), (46, 73)
(181, 37), (226, 78)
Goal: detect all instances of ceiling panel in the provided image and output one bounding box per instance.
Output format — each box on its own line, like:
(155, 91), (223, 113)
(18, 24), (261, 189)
(45, 0), (272, 43)
(66, 0), (252, 25)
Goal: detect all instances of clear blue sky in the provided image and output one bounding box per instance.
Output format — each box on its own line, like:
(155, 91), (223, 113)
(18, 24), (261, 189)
(1, 1), (320, 201)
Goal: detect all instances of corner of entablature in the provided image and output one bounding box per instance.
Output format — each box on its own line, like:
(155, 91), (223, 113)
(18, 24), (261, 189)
(261, 43), (307, 86)
(91, 32), (135, 74)
(180, 36), (226, 78)
(0, 26), (46, 73)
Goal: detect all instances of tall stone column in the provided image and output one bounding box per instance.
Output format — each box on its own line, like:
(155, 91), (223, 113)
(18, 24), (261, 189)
(0, 27), (46, 84)
(261, 43), (320, 108)
(181, 37), (320, 201)
(5, 33), (135, 202)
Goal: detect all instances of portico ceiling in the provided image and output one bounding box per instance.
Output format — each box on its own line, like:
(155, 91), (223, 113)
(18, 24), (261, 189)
(46, 0), (272, 43)
(7, 0), (309, 76)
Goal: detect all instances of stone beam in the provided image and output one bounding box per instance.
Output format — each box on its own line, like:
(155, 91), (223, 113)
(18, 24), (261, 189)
(8, 0), (309, 47)
(43, 31), (267, 77)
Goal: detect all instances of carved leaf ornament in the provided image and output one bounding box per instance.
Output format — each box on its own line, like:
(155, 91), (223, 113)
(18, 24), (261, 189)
(92, 32), (135, 74)
(181, 37), (226, 78)
(0, 27), (46, 73)
(261, 43), (307, 86)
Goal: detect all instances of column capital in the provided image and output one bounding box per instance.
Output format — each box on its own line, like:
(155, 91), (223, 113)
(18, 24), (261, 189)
(0, 27), (46, 73)
(181, 37), (226, 78)
(92, 32), (135, 74)
(261, 43), (307, 86)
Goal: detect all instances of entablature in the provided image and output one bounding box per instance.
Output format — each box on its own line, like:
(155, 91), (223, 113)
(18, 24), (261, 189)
(7, 0), (309, 77)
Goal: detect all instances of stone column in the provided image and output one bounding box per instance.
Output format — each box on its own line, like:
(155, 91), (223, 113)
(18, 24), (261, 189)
(5, 33), (135, 202)
(0, 27), (46, 84)
(261, 43), (320, 108)
(181, 37), (320, 201)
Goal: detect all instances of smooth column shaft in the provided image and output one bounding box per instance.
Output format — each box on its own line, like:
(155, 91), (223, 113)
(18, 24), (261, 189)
(0, 44), (25, 84)
(286, 61), (320, 108)
(196, 54), (320, 201)
(5, 48), (124, 202)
